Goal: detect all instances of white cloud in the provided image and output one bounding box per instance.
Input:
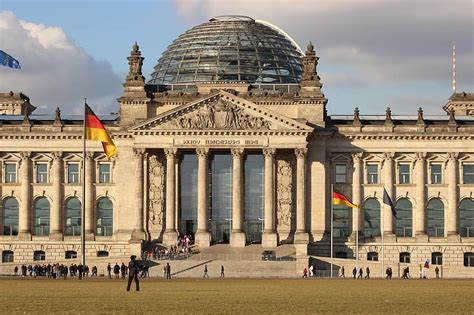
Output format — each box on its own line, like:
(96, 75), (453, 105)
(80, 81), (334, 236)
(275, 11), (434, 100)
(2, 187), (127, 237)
(0, 11), (121, 114)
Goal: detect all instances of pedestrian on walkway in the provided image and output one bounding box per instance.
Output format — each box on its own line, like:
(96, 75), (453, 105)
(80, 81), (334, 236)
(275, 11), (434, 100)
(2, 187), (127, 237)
(203, 264), (209, 278)
(220, 265), (225, 278)
(126, 255), (140, 292)
(340, 266), (345, 278)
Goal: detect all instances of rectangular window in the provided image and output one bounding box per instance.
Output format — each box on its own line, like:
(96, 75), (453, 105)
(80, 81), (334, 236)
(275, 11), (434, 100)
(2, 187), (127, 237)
(399, 164), (410, 184)
(335, 164), (347, 183)
(367, 164), (378, 184)
(67, 163), (79, 183)
(463, 164), (474, 184)
(98, 163), (111, 183)
(4, 163), (17, 183)
(430, 164), (442, 184)
(36, 163), (48, 183)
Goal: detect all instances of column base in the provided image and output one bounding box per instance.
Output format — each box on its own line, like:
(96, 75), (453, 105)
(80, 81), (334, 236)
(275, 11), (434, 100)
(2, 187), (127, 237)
(262, 231), (278, 248)
(49, 232), (63, 241)
(131, 229), (146, 241)
(446, 233), (460, 242)
(349, 231), (363, 242)
(230, 231), (246, 247)
(294, 231), (309, 245)
(18, 232), (31, 241)
(383, 232), (396, 242)
(163, 230), (178, 247)
(415, 232), (428, 242)
(128, 241), (143, 257)
(195, 230), (211, 248)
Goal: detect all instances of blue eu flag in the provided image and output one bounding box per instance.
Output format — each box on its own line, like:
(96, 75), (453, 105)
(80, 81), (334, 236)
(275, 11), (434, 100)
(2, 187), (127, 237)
(383, 187), (397, 218)
(0, 50), (21, 69)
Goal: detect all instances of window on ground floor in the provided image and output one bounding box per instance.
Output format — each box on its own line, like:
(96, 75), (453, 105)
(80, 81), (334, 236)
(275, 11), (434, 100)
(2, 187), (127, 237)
(427, 198), (444, 237)
(33, 250), (45, 261)
(97, 250), (109, 257)
(2, 197), (19, 236)
(459, 198), (474, 237)
(367, 252), (379, 261)
(464, 252), (474, 267)
(65, 250), (77, 259)
(431, 252), (443, 265)
(96, 197), (113, 236)
(399, 252), (411, 263)
(2, 250), (14, 263)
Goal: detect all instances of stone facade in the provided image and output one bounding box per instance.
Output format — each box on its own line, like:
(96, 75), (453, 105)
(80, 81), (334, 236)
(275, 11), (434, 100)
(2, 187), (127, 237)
(0, 39), (473, 273)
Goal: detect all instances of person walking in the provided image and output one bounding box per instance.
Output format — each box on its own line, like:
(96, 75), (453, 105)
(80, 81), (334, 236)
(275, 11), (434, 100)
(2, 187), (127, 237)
(358, 268), (363, 279)
(352, 267), (357, 279)
(114, 263), (120, 279)
(107, 263), (112, 279)
(220, 265), (225, 278)
(340, 266), (345, 278)
(435, 266), (440, 279)
(365, 267), (370, 279)
(203, 264), (209, 278)
(121, 263), (127, 280)
(166, 263), (171, 279)
(126, 255), (140, 292)
(302, 267), (308, 278)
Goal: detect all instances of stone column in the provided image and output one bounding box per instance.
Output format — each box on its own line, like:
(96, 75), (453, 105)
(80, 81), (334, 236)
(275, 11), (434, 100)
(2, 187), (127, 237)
(294, 148), (309, 244)
(383, 153), (395, 236)
(84, 152), (95, 240)
(195, 148), (211, 247)
(230, 148), (245, 247)
(163, 148), (178, 245)
(415, 153), (427, 239)
(50, 152), (63, 240)
(447, 152), (459, 238)
(130, 149), (146, 241)
(18, 151), (31, 240)
(351, 153), (363, 239)
(262, 148), (277, 247)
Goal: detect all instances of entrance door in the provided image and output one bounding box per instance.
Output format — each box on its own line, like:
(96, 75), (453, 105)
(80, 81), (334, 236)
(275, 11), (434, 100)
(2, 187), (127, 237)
(211, 219), (231, 244)
(245, 220), (262, 244)
(210, 153), (232, 244)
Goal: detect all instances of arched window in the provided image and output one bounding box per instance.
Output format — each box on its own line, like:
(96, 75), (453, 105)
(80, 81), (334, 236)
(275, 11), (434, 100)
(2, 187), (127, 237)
(33, 250), (45, 261)
(432, 252), (443, 265)
(367, 252), (379, 261)
(96, 197), (113, 236)
(395, 198), (413, 237)
(335, 251), (347, 258)
(333, 205), (350, 238)
(97, 250), (109, 257)
(2, 250), (14, 263)
(459, 198), (474, 237)
(364, 198), (380, 237)
(464, 252), (474, 267)
(2, 197), (19, 236)
(427, 198), (444, 237)
(65, 198), (81, 236)
(399, 252), (411, 263)
(65, 250), (77, 259)
(34, 198), (50, 236)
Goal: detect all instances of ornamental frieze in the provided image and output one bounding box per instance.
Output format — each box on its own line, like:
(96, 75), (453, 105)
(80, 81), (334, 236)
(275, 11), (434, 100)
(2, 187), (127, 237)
(276, 152), (296, 230)
(148, 153), (165, 230)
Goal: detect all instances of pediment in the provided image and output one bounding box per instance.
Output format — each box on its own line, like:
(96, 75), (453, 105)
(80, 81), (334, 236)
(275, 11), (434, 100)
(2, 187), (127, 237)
(129, 91), (313, 134)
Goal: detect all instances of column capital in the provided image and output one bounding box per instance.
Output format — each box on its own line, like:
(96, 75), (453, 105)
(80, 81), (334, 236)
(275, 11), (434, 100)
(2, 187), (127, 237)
(351, 152), (363, 163)
(52, 151), (63, 161)
(295, 148), (308, 159)
(415, 152), (426, 162)
(382, 152), (395, 161)
(196, 147), (210, 158)
(447, 152), (459, 161)
(231, 148), (244, 158)
(85, 151), (94, 159)
(133, 148), (146, 158)
(20, 151), (31, 160)
(263, 148), (276, 158)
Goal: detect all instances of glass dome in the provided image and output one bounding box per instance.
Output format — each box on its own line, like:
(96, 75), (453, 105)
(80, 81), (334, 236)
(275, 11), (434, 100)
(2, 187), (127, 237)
(149, 16), (304, 85)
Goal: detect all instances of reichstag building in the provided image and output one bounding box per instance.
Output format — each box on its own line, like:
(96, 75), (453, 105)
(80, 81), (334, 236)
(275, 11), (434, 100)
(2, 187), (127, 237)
(1, 16), (473, 272)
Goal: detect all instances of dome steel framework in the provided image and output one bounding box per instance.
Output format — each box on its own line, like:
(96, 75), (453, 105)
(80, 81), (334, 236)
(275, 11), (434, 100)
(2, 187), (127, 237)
(149, 16), (304, 85)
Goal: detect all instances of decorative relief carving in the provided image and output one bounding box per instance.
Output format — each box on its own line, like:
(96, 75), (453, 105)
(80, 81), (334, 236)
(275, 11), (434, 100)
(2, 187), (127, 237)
(276, 152), (296, 229)
(133, 148), (145, 158)
(196, 148), (210, 158)
(351, 152), (363, 163)
(148, 153), (165, 229)
(164, 148), (177, 159)
(173, 97), (271, 130)
(295, 148), (308, 159)
(263, 148), (276, 158)
(447, 152), (459, 161)
(230, 148), (244, 158)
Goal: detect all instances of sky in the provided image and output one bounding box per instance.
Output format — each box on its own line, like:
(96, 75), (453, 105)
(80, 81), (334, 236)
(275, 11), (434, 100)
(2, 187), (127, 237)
(0, 0), (472, 115)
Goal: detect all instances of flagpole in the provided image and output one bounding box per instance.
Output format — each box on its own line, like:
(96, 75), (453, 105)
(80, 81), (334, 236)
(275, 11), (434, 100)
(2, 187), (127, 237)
(381, 189), (384, 279)
(356, 223), (359, 272)
(330, 184), (334, 278)
(81, 98), (87, 267)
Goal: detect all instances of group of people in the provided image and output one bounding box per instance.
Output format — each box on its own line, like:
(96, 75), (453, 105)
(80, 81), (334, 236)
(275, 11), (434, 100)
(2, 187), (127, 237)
(107, 262), (150, 279)
(150, 235), (194, 260)
(14, 263), (98, 279)
(351, 266), (371, 278)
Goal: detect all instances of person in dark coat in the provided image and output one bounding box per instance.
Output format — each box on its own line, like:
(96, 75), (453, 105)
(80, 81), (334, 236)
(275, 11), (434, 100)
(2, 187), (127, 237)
(114, 263), (120, 279)
(121, 263), (127, 280)
(166, 263), (171, 279)
(126, 255), (140, 292)
(352, 267), (357, 279)
(358, 268), (363, 279)
(365, 267), (370, 279)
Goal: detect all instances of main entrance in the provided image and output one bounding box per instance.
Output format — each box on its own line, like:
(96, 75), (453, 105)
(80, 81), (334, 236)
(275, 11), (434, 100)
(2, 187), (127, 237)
(210, 152), (232, 244)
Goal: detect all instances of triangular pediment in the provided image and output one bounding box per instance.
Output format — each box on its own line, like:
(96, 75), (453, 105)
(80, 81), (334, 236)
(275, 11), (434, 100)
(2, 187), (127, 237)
(129, 91), (313, 134)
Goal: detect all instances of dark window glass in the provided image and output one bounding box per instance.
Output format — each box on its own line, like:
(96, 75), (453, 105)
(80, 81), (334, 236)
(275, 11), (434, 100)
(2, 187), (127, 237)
(333, 204), (350, 237)
(36, 163), (48, 183)
(99, 163), (111, 183)
(67, 163), (79, 183)
(4, 163), (16, 183)
(459, 198), (474, 237)
(399, 164), (410, 184)
(34, 198), (50, 236)
(2, 197), (19, 236)
(432, 252), (443, 265)
(335, 164), (347, 184)
(244, 153), (264, 244)
(179, 153), (198, 237)
(395, 198), (412, 237)
(399, 252), (410, 263)
(65, 250), (77, 259)
(463, 165), (474, 184)
(65, 198), (81, 236)
(367, 164), (378, 184)
(96, 197), (113, 236)
(364, 198), (380, 237)
(427, 198), (444, 237)
(2, 250), (14, 263)
(367, 252), (379, 261)
(97, 250), (109, 257)
(430, 164), (442, 184)
(33, 250), (45, 261)
(464, 252), (474, 267)
(210, 152), (232, 244)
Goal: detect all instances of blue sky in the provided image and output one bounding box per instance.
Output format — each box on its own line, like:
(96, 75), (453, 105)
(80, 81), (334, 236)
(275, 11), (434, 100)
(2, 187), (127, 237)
(0, 0), (472, 115)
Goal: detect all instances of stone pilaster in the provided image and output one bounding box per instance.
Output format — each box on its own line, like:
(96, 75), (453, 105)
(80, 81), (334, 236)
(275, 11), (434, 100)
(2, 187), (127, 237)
(230, 148), (245, 247)
(294, 148), (309, 244)
(163, 148), (178, 245)
(383, 153), (395, 237)
(84, 152), (95, 240)
(351, 153), (363, 239)
(131, 148), (146, 241)
(262, 148), (277, 247)
(415, 153), (427, 240)
(49, 152), (63, 240)
(18, 151), (31, 240)
(195, 148), (211, 247)
(447, 152), (459, 239)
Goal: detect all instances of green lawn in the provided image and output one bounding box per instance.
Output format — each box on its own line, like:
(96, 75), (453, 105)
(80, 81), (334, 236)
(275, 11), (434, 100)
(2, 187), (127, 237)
(0, 278), (472, 314)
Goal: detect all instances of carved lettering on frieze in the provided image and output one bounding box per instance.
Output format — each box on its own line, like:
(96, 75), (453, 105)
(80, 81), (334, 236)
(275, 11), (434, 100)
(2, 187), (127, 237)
(148, 153), (165, 228)
(173, 97), (271, 130)
(276, 153), (296, 229)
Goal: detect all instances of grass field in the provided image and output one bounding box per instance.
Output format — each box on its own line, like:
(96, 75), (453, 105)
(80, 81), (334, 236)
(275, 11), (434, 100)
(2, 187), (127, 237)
(0, 278), (472, 314)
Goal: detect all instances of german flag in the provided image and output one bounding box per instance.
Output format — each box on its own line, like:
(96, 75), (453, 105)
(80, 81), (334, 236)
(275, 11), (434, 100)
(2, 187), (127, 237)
(85, 104), (117, 158)
(333, 191), (359, 208)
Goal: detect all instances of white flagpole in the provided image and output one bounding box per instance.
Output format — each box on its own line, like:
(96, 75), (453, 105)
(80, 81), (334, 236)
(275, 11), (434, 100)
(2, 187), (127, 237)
(330, 184), (334, 278)
(81, 98), (87, 267)
(381, 190), (384, 279)
(356, 223), (359, 272)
